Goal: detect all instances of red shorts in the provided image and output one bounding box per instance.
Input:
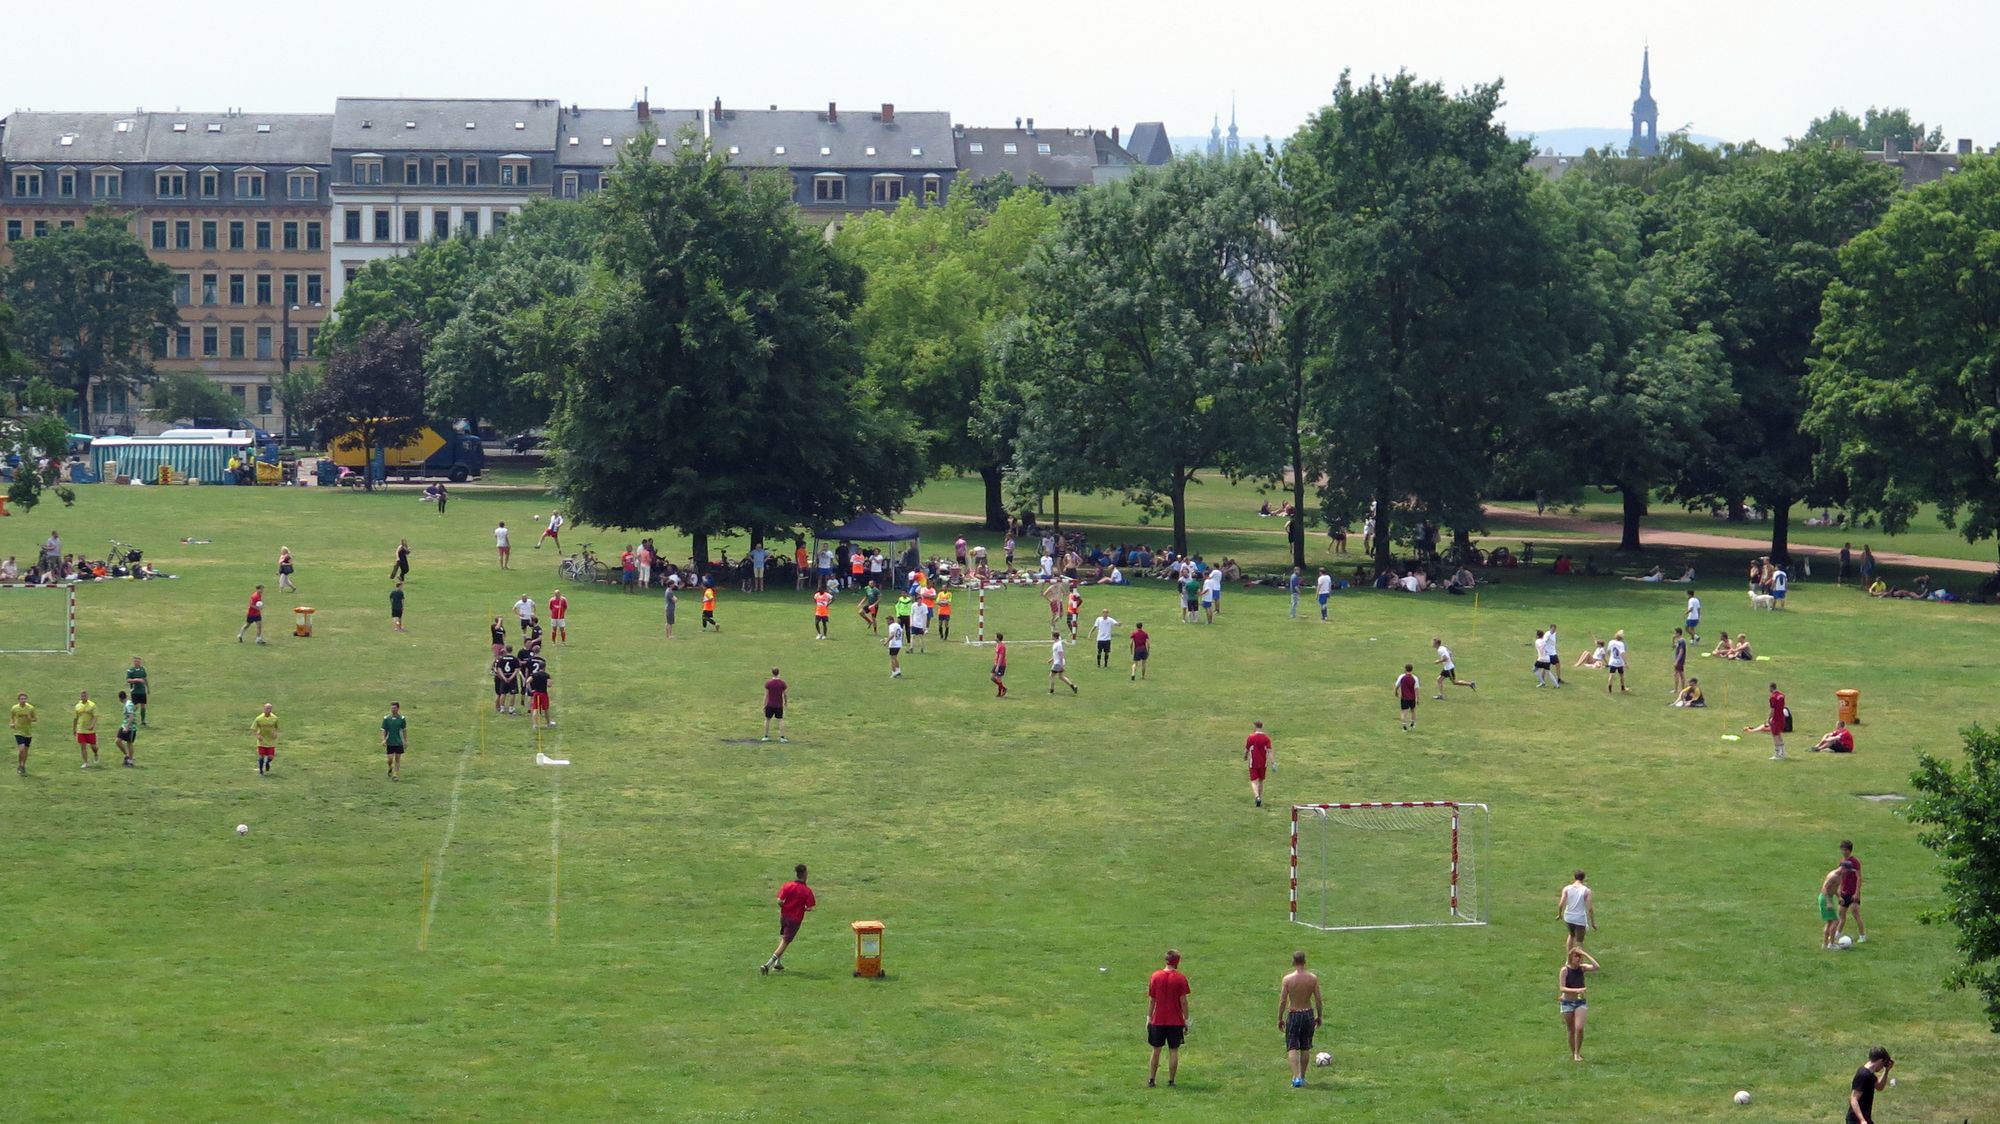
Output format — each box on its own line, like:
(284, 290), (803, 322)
(76, 733), (97, 746)
(530, 691), (549, 710)
(1248, 764), (1267, 781)
(541, 528), (559, 538)
(779, 915), (803, 940)
(258, 745), (275, 757)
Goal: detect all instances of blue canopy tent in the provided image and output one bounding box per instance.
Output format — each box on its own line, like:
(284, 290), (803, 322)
(819, 513), (920, 587)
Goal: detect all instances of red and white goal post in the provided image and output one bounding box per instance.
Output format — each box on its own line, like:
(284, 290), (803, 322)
(0, 583), (78, 654)
(1289, 802), (1489, 932)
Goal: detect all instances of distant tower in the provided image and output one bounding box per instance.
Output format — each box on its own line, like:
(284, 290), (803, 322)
(1226, 100), (1240, 159)
(1630, 45), (1659, 157)
(1207, 114), (1222, 158)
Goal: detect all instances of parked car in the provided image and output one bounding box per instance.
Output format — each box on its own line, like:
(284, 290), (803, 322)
(507, 430), (546, 453)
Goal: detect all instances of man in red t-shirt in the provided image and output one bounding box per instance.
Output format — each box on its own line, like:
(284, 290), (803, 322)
(1129, 623), (1150, 682)
(1244, 720), (1274, 807)
(761, 863), (815, 974)
(1396, 664), (1419, 731)
(1838, 839), (1866, 943)
(1146, 949), (1191, 1087)
(1767, 683), (1787, 760)
(991, 633), (1008, 698)
(761, 668), (788, 743)
(548, 589), (569, 644)
(236, 584), (266, 645)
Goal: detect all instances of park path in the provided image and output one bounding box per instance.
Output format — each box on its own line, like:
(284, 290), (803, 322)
(1483, 507), (1997, 575)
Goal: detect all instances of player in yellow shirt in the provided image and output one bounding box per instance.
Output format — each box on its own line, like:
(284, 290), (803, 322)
(72, 689), (100, 768)
(701, 584), (719, 632)
(251, 703), (281, 775)
(11, 692), (36, 776)
(936, 588), (954, 641)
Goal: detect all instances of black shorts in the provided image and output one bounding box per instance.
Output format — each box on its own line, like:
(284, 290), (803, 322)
(1840, 892), (1858, 908)
(1533, 660), (1549, 670)
(14, 735), (30, 747)
(1567, 922), (1588, 940)
(1399, 698), (1416, 711)
(129, 692), (147, 704)
(245, 613), (262, 624)
(119, 726), (136, 742)
(1097, 639), (1111, 653)
(764, 705), (784, 720)
(992, 665), (1006, 678)
(494, 678), (514, 696)
(279, 564), (294, 575)
(1133, 649), (1148, 661)
(1285, 1009), (1317, 1051)
(386, 744), (403, 755)
(1147, 1023), (1186, 1050)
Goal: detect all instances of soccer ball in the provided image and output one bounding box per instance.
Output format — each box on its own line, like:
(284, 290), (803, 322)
(1734, 1090), (1752, 1105)
(1313, 1051), (1332, 1068)
(1838, 935), (1854, 949)
(235, 823), (250, 836)
(532, 515), (540, 521)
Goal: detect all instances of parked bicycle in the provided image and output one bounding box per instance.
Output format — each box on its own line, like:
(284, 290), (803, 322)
(558, 542), (607, 583)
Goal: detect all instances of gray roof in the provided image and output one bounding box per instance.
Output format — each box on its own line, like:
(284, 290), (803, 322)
(556, 106), (703, 167)
(1125, 122), (1174, 166)
(955, 127), (1134, 190)
(333, 98), (561, 151)
(2, 111), (332, 165)
(1527, 154), (1578, 180)
(1860, 146), (1969, 188)
(708, 107), (955, 170)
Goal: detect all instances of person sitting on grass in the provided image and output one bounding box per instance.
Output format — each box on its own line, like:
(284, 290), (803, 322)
(1400, 569), (1431, 593)
(1671, 678), (1705, 707)
(1446, 566), (1477, 594)
(1867, 578), (1889, 597)
(1573, 637), (1606, 670)
(1672, 566), (1697, 582)
(1729, 633), (1753, 660)
(1812, 720), (1855, 753)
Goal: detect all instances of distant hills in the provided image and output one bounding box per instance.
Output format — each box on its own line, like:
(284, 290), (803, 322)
(1160, 126), (1729, 158)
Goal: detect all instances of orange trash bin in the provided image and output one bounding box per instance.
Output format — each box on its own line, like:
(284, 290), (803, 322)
(293, 607), (316, 637)
(1836, 689), (1860, 725)
(851, 920), (885, 978)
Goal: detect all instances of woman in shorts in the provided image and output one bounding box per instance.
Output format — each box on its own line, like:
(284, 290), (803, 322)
(1558, 947), (1599, 1062)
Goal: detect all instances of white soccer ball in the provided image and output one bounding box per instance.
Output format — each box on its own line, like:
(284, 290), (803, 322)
(532, 515), (540, 521)
(235, 823), (249, 836)
(1313, 1051), (1332, 1068)
(1733, 1090), (1751, 1105)
(1838, 935), (1854, 949)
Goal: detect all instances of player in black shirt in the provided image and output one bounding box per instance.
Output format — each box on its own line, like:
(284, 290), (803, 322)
(527, 664), (554, 730)
(1845, 1046), (1893, 1124)
(493, 651), (520, 715)
(490, 617), (508, 654)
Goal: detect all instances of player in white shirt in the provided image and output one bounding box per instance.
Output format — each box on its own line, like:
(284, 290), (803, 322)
(513, 595), (537, 636)
(1684, 593), (1702, 643)
(1201, 568), (1223, 624)
(536, 512), (564, 551)
(1533, 629), (1556, 688)
(1770, 567), (1788, 608)
(1048, 632), (1077, 694)
(1092, 610), (1120, 667)
(884, 620), (905, 678)
(494, 521), (512, 570)
(1605, 629), (1629, 694)
(1432, 637), (1477, 698)
(1315, 568), (1334, 621)
(909, 596), (931, 654)
(1545, 624), (1564, 686)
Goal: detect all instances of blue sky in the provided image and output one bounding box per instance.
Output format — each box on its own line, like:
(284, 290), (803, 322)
(5, 0), (1988, 150)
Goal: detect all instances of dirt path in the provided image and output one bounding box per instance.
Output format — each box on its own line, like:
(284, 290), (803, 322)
(1486, 507), (1997, 575)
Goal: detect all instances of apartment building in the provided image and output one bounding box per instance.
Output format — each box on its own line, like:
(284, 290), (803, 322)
(707, 100), (957, 219)
(554, 101), (701, 199)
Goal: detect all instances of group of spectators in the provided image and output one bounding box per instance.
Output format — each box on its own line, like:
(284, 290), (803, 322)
(0, 530), (165, 585)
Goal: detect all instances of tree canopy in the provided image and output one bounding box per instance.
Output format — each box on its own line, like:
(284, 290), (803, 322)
(304, 322), (428, 491)
(1797, 105), (1944, 152)
(1907, 725), (2000, 1031)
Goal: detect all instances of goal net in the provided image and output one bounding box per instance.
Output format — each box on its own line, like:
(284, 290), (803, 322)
(1290, 802), (1488, 931)
(0, 583), (77, 654)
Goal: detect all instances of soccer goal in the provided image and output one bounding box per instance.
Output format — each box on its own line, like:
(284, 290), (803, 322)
(1289, 802), (1488, 931)
(0, 583), (77, 654)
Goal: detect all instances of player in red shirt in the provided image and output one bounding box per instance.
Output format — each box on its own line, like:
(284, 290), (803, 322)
(1146, 949), (1191, 1087)
(1767, 682), (1787, 760)
(761, 668), (788, 743)
(1129, 623), (1150, 682)
(548, 589), (569, 644)
(1244, 720), (1274, 807)
(236, 584), (267, 644)
(990, 633), (1008, 698)
(1395, 664), (1420, 731)
(1838, 839), (1866, 942)
(761, 863), (815, 974)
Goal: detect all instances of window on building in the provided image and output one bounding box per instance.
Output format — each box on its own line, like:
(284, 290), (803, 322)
(58, 220), (74, 230)
(151, 220), (168, 250)
(872, 177), (904, 204)
(352, 158), (383, 185)
(228, 326), (246, 359)
(5, 219), (21, 242)
(91, 383), (129, 417)
(174, 220), (191, 250)
(32, 220), (49, 238)
(199, 170), (220, 198)
(404, 211), (421, 242)
(814, 175), (847, 202)
(255, 326), (274, 360)
(10, 170), (41, 198)
(235, 171), (265, 199)
(462, 159), (479, 186)
(287, 172), (316, 200)
(230, 384), (246, 406)
(342, 266), (357, 285)
(305, 221), (322, 250)
(499, 159), (531, 186)
(282, 274), (299, 306)
(153, 326), (169, 359)
(282, 221), (299, 250)
(462, 212), (479, 238)
(304, 327), (320, 356)
(1002, 143), (1018, 154)
(305, 274), (322, 305)
(174, 325), (191, 358)
(256, 274), (272, 305)
(201, 221), (218, 251)
(923, 174), (942, 203)
(560, 173), (579, 199)
(257, 384), (273, 414)
(255, 221), (272, 251)
(404, 159), (420, 186)
(1037, 143), (1052, 154)
(173, 273), (191, 305)
(56, 170), (76, 198)
(229, 220), (245, 251)
(343, 209), (361, 242)
(492, 212), (508, 234)
(200, 273), (218, 306)
(433, 160), (450, 186)
(157, 171), (186, 198)
(228, 274), (245, 305)
(372, 210), (390, 241)
(201, 326), (219, 357)
(968, 142), (983, 154)
(92, 170), (122, 198)
(597, 173), (611, 191)
(433, 211), (451, 241)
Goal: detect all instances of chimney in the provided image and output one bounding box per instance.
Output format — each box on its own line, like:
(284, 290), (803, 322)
(1111, 125), (1121, 145)
(637, 98), (650, 122)
(1883, 135), (1901, 161)
(1025, 117), (1035, 134)
(828, 101), (838, 123)
(953, 123), (965, 138)
(881, 102), (895, 123)
(1015, 117), (1022, 129)
(1958, 137), (1973, 155)
(713, 96), (722, 116)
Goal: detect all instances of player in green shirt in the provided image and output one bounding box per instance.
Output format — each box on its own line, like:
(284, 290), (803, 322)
(858, 581), (881, 634)
(1180, 575), (1201, 624)
(381, 702), (409, 780)
(125, 657), (149, 725)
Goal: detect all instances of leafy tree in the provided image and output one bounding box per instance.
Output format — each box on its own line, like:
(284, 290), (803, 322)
(146, 371), (239, 426)
(1654, 144), (1897, 560)
(541, 133), (923, 567)
(1797, 106), (1944, 152)
(319, 235), (480, 357)
(836, 190), (1060, 529)
(2, 211), (177, 432)
(2, 377), (79, 512)
(303, 323), (427, 492)
(1906, 725), (2000, 1031)
(1003, 155), (1281, 555)
(272, 365), (323, 443)
(1285, 71), (1560, 571)
(1805, 157), (2000, 559)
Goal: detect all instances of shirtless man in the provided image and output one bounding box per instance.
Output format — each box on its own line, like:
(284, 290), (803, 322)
(1278, 951), (1324, 1088)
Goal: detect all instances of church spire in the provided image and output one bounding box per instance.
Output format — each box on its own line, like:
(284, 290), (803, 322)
(1208, 113), (1222, 158)
(1630, 45), (1660, 157)
(1226, 97), (1240, 158)
(1640, 44), (1652, 98)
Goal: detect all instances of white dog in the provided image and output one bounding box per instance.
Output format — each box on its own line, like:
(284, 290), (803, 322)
(1747, 590), (1776, 611)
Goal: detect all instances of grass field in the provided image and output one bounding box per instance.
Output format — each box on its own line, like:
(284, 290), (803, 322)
(3, 477), (1997, 1122)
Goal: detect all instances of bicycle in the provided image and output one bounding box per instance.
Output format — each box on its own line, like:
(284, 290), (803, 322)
(558, 543), (607, 583)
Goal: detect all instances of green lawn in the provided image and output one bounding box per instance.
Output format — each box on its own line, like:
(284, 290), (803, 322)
(2, 478), (1996, 1121)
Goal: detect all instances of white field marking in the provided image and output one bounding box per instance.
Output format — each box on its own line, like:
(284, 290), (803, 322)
(545, 640), (567, 943)
(423, 744), (473, 945)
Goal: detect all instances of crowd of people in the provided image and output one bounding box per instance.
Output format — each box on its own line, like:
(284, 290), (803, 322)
(0, 529), (167, 583)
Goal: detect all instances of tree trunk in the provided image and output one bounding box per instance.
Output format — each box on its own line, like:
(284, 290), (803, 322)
(1768, 498), (1793, 566)
(978, 465), (1007, 532)
(1289, 432), (1307, 569)
(1170, 473), (1189, 557)
(1371, 446), (1394, 574)
(1051, 488), (1061, 537)
(692, 531), (710, 572)
(360, 433), (375, 492)
(1726, 498), (1747, 522)
(1618, 484), (1646, 551)
(1452, 526), (1472, 563)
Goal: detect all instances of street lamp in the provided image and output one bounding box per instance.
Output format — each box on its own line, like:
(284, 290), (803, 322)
(279, 300), (322, 442)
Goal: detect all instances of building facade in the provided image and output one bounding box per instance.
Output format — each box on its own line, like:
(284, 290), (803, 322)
(707, 101), (956, 218)
(0, 110), (332, 433)
(554, 102), (701, 199)
(954, 121), (1134, 192)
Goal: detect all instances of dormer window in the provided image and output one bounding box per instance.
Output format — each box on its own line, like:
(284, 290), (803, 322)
(56, 169), (76, 198)
(1003, 143), (1018, 154)
(351, 157), (384, 185)
(156, 170), (187, 198)
(91, 169), (123, 199)
(969, 143), (984, 154)
(200, 169), (221, 198)
(235, 169), (266, 199)
(498, 157), (532, 187)
(10, 169), (42, 198)
(288, 171), (317, 200)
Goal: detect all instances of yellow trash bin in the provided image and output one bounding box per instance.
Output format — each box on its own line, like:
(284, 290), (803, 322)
(293, 607), (316, 638)
(1836, 689), (1860, 725)
(851, 920), (885, 978)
